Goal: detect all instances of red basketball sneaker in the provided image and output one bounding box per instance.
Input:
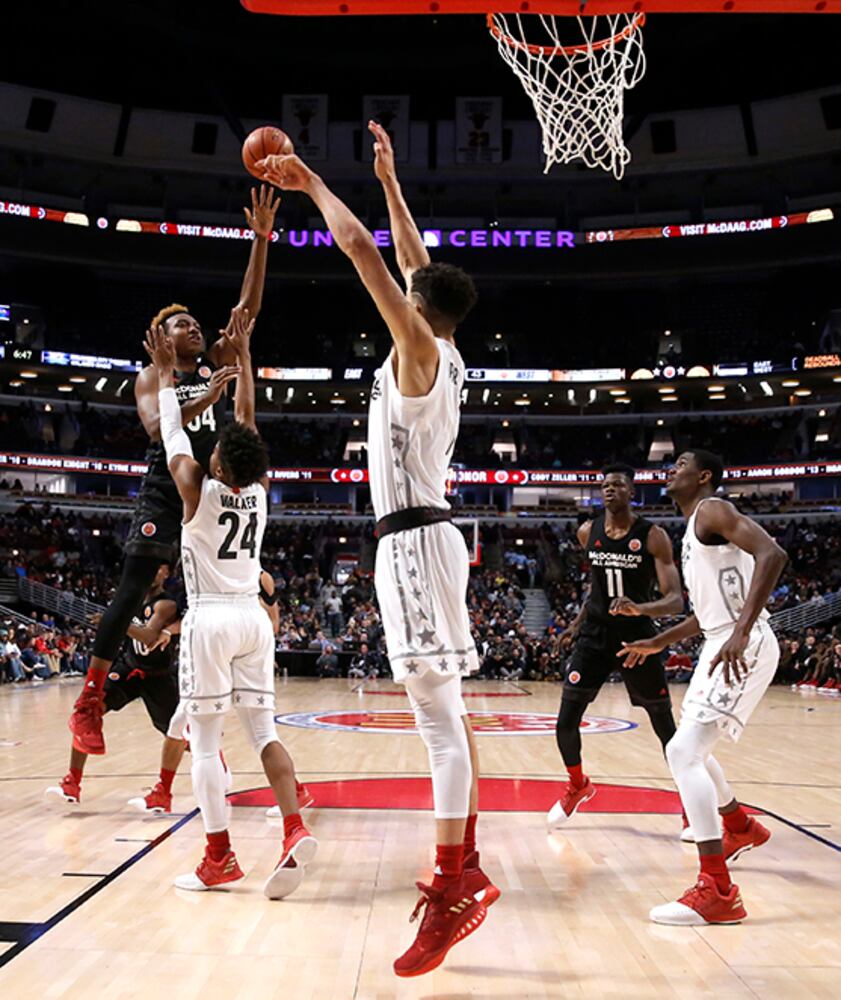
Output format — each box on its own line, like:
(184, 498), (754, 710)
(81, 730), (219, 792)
(127, 781), (173, 815)
(393, 878), (488, 978)
(174, 849), (244, 891)
(296, 781), (315, 809)
(45, 772), (81, 804)
(649, 874), (747, 925)
(547, 777), (596, 828)
(69, 686), (106, 755)
(723, 816), (771, 863)
(463, 850), (501, 907)
(263, 824), (318, 899)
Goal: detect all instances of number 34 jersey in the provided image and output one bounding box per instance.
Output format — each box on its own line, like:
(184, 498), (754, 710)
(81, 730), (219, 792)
(584, 514), (658, 628)
(181, 477), (267, 602)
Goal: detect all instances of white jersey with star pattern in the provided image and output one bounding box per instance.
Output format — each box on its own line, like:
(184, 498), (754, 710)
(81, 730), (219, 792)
(367, 339), (463, 520)
(682, 498), (770, 637)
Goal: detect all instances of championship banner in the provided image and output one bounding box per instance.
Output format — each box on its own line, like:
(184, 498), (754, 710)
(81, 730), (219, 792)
(281, 94), (329, 161)
(362, 95), (410, 162)
(455, 96), (503, 165)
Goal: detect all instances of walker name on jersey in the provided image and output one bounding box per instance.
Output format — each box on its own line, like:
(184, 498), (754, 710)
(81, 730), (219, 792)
(221, 493), (258, 510)
(588, 550), (644, 569)
(276, 709), (636, 736)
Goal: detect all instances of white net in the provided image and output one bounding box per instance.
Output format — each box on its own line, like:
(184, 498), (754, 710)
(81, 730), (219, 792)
(488, 12), (646, 180)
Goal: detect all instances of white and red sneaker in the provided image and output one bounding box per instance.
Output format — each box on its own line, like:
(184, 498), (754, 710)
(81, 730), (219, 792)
(650, 873), (747, 925)
(547, 777), (596, 828)
(128, 781), (173, 814)
(263, 825), (318, 900)
(45, 772), (81, 804)
(174, 849), (244, 891)
(723, 816), (771, 863)
(266, 781), (314, 818)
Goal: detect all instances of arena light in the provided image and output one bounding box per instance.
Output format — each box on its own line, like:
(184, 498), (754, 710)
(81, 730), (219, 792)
(834, 376), (841, 383)
(661, 394), (678, 402)
(781, 379), (799, 387)
(57, 384), (73, 392)
(19, 371), (37, 378)
(760, 381), (774, 396)
(707, 385), (725, 392)
(686, 366), (711, 378)
(514, 398), (530, 406)
(656, 419), (664, 426)
(338, 536), (347, 544)
(609, 388), (626, 396)
(482, 388), (490, 403)
(94, 377), (107, 392)
(352, 419), (361, 427)
(501, 420), (510, 428)
(616, 397), (631, 404)
(8, 380), (23, 387)
(658, 387), (675, 395)
(709, 393), (726, 400)
(795, 388), (812, 397)
(331, 397), (347, 405)
(69, 376), (86, 384)
(630, 368), (655, 380)
(44, 403), (52, 412)
(286, 387), (295, 400)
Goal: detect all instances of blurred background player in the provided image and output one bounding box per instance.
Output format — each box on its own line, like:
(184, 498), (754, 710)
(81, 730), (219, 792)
(46, 561), (187, 812)
(549, 463), (684, 827)
(619, 450), (786, 926)
(146, 308), (316, 898)
(258, 121), (497, 978)
(68, 186), (279, 759)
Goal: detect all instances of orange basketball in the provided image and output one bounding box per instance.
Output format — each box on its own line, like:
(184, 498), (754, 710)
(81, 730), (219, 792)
(242, 126), (294, 179)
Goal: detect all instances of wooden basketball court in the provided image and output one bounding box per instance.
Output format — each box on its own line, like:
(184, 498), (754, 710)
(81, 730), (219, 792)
(1, 677), (839, 998)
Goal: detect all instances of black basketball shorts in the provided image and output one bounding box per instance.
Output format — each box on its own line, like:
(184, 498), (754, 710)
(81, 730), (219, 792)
(564, 621), (671, 708)
(124, 478), (182, 561)
(104, 659), (180, 736)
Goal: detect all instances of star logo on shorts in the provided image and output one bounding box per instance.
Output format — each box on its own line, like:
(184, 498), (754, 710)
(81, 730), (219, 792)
(406, 661), (419, 674)
(459, 659), (468, 672)
(214, 702), (223, 711)
(391, 434), (404, 451)
(234, 693), (242, 704)
(408, 567), (418, 579)
(417, 626), (435, 645)
(438, 658), (449, 671)
(725, 574), (737, 587)
(717, 692), (732, 706)
(408, 548), (416, 557)
(257, 695), (265, 705)
(412, 588), (422, 601)
(190, 702), (199, 712)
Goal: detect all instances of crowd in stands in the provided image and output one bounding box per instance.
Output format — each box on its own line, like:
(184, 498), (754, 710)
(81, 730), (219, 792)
(2, 497), (841, 691)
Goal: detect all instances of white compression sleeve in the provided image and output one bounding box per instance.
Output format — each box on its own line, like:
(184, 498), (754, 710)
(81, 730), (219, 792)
(158, 386), (193, 461)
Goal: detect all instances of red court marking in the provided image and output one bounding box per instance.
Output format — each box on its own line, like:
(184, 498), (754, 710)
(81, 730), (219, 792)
(360, 689), (531, 697)
(229, 777), (761, 815)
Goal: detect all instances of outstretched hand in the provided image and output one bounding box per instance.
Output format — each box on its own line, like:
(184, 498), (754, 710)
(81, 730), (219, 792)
(206, 366), (241, 404)
(616, 636), (664, 668)
(144, 325), (176, 374)
(222, 305), (256, 359)
(244, 183), (280, 238)
(368, 120), (396, 184)
(255, 154), (315, 192)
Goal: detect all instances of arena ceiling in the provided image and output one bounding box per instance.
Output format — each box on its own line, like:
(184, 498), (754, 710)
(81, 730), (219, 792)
(6, 2), (841, 121)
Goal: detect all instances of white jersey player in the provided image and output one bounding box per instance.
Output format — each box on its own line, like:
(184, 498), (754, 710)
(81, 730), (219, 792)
(619, 450), (786, 928)
(259, 122), (497, 979)
(144, 308), (316, 899)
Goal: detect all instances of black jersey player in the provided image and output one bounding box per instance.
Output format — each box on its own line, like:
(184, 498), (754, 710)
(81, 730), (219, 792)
(68, 186), (280, 757)
(47, 561), (186, 812)
(548, 464), (685, 827)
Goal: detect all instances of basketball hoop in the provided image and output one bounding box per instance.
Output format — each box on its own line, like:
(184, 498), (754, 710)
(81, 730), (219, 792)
(487, 11), (647, 179)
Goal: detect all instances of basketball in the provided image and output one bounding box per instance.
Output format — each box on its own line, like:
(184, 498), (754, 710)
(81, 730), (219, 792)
(242, 126), (294, 179)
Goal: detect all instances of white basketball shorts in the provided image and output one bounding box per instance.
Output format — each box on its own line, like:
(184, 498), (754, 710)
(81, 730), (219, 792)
(179, 595), (275, 716)
(375, 520), (479, 684)
(680, 619), (779, 742)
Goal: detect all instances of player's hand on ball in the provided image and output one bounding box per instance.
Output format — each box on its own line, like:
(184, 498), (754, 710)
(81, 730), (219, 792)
(244, 183), (280, 239)
(617, 637), (662, 668)
(710, 628), (749, 686)
(368, 120), (396, 184)
(609, 597), (641, 617)
(144, 325), (176, 373)
(207, 365), (241, 403)
(256, 154), (314, 191)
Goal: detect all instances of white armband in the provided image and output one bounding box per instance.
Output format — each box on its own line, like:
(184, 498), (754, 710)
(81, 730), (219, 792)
(158, 386), (194, 461)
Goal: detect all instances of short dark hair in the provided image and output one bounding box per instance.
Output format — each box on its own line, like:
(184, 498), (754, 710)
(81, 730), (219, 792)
(601, 462), (636, 483)
(691, 449), (724, 490)
(410, 262), (478, 327)
(218, 421), (269, 488)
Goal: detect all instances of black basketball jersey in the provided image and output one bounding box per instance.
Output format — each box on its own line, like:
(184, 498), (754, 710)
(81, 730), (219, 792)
(584, 514), (657, 626)
(123, 592), (177, 674)
(142, 354), (226, 485)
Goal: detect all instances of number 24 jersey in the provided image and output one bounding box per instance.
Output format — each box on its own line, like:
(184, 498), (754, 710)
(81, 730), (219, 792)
(181, 477), (266, 602)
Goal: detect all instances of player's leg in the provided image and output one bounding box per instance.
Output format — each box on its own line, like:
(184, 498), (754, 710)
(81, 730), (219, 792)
(174, 712), (243, 891)
(394, 670), (487, 979)
(460, 716), (500, 907)
(128, 673), (187, 814)
(549, 658), (601, 827)
(69, 554), (162, 754)
(239, 706), (317, 900)
(703, 753), (769, 861)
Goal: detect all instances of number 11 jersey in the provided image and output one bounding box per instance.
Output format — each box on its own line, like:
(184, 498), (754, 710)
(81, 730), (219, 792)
(585, 513), (658, 627)
(181, 477), (267, 602)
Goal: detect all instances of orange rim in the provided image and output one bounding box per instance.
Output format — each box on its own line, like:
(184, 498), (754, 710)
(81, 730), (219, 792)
(487, 11), (645, 56)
